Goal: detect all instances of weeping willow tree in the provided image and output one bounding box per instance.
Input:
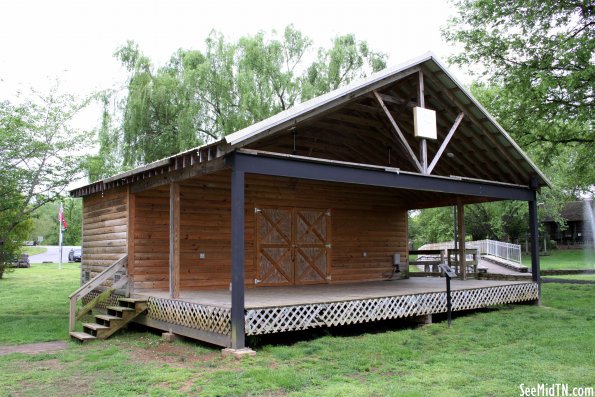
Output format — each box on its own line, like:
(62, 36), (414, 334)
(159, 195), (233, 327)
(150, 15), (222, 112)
(91, 26), (386, 175)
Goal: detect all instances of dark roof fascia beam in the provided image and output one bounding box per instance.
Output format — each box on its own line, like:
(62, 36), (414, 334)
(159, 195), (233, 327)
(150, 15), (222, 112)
(230, 151), (535, 202)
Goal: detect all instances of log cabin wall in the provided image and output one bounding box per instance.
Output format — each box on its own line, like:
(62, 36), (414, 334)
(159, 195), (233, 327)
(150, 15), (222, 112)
(81, 187), (128, 281)
(131, 171), (408, 292)
(132, 186), (170, 291)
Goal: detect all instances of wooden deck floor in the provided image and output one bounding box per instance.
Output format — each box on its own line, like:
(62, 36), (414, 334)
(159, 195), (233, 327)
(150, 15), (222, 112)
(135, 278), (532, 309)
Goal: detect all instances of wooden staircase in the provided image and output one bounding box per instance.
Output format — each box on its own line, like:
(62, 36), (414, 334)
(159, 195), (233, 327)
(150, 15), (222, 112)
(70, 297), (147, 343)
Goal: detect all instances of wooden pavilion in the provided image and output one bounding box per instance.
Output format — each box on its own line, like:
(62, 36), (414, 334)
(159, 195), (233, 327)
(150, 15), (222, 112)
(69, 52), (548, 353)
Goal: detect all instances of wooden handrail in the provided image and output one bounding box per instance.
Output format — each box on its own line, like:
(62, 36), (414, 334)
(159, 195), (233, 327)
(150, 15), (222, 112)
(69, 255), (128, 332)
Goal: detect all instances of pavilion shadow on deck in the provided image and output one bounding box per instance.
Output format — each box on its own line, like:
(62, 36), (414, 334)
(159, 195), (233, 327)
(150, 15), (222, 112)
(131, 278), (538, 347)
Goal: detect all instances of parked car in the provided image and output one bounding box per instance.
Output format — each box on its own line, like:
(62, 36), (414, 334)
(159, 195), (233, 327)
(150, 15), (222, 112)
(68, 248), (82, 262)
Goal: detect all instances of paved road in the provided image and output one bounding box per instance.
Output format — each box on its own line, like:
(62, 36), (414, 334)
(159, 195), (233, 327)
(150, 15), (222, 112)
(29, 245), (81, 263)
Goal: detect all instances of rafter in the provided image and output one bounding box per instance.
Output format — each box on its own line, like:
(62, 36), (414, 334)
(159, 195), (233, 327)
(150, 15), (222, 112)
(427, 112), (465, 175)
(418, 70), (428, 174)
(373, 90), (423, 173)
(426, 67), (528, 184)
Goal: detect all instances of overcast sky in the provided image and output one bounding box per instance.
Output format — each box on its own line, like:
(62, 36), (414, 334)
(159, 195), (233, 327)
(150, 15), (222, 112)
(0, 0), (464, 129)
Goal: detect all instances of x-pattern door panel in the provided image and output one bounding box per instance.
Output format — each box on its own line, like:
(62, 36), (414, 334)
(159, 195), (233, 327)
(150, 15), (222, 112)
(294, 209), (330, 284)
(256, 208), (292, 285)
(256, 207), (330, 286)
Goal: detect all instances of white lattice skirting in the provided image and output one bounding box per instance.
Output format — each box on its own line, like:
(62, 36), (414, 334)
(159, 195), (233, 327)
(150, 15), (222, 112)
(147, 297), (232, 335)
(245, 283), (538, 335)
(82, 291), (124, 310)
(142, 283), (537, 337)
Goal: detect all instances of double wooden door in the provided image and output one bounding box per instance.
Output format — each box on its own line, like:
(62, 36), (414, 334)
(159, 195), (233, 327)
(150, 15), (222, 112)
(255, 207), (331, 286)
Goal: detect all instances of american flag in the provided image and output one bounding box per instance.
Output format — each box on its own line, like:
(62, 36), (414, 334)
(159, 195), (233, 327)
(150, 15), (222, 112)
(58, 203), (68, 229)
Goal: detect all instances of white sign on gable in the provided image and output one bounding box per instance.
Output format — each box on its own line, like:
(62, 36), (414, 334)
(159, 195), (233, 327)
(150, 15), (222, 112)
(413, 107), (437, 140)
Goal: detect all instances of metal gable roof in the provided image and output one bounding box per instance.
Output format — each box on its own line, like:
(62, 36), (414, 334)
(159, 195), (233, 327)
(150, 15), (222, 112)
(225, 51), (550, 188)
(70, 51), (551, 197)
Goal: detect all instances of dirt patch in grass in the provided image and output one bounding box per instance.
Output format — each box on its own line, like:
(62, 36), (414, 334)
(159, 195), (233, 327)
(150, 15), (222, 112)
(0, 341), (69, 356)
(5, 358), (94, 397)
(45, 372), (94, 397)
(128, 340), (220, 367)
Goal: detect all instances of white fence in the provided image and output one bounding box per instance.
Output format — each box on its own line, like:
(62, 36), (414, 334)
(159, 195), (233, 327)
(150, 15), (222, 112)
(419, 239), (522, 264)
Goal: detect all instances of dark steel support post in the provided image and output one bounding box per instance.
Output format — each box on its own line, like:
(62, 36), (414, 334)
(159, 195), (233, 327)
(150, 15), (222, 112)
(231, 168), (246, 349)
(453, 206), (458, 261)
(457, 199), (467, 280)
(446, 275), (452, 328)
(528, 195), (541, 303)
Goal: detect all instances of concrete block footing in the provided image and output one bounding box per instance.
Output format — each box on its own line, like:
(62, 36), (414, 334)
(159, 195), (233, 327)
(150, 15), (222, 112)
(221, 347), (256, 358)
(162, 332), (178, 342)
(412, 314), (433, 325)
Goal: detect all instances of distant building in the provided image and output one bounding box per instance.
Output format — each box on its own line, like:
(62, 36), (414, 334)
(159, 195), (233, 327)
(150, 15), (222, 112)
(543, 200), (594, 246)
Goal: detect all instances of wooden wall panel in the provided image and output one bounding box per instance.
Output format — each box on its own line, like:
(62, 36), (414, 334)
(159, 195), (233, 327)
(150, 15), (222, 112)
(82, 187), (128, 279)
(130, 171), (408, 291)
(132, 186), (169, 291)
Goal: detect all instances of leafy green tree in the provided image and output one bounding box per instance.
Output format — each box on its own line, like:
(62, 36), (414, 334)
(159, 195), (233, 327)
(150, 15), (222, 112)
(465, 201), (528, 242)
(105, 26), (386, 168)
(303, 34), (386, 99)
(470, 83), (593, 194)
(409, 208), (457, 249)
(85, 92), (122, 182)
(29, 198), (82, 246)
(444, 0), (594, 194)
(0, 87), (89, 277)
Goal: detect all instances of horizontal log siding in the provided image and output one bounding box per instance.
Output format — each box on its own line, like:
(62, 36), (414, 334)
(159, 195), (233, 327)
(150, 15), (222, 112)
(82, 187), (128, 280)
(132, 186), (170, 291)
(131, 171), (407, 291)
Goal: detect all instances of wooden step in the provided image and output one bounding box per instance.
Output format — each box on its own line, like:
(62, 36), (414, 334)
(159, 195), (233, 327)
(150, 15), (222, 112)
(70, 331), (96, 343)
(83, 322), (110, 338)
(117, 298), (149, 311)
(118, 297), (147, 304)
(83, 322), (109, 331)
(72, 301), (149, 342)
(106, 306), (135, 317)
(106, 306), (135, 312)
(94, 314), (124, 327)
(95, 314), (122, 322)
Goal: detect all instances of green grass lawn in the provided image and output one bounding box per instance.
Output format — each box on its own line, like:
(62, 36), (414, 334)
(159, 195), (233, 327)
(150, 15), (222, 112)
(521, 248), (595, 270)
(544, 274), (595, 281)
(0, 263), (79, 345)
(21, 246), (48, 256)
(0, 264), (593, 396)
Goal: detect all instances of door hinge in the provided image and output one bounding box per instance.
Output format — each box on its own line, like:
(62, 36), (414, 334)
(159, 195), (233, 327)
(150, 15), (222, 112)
(326, 243), (332, 248)
(254, 278), (261, 284)
(326, 275), (332, 280)
(255, 208), (261, 213)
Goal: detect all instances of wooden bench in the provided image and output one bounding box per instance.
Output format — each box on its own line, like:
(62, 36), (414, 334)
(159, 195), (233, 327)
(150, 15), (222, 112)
(409, 250), (444, 273)
(447, 248), (478, 274)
